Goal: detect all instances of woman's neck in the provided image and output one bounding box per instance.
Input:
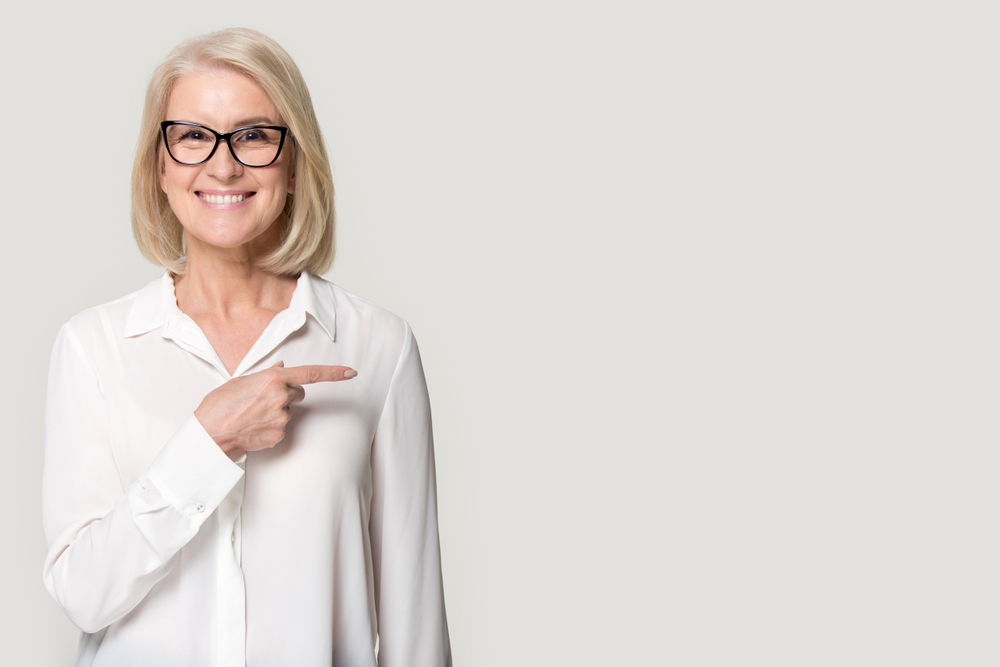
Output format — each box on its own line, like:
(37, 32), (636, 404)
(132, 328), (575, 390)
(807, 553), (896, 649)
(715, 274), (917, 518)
(173, 231), (297, 319)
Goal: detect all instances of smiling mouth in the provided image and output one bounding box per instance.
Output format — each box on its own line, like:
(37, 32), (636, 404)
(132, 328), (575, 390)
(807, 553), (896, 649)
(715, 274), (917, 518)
(198, 192), (255, 204)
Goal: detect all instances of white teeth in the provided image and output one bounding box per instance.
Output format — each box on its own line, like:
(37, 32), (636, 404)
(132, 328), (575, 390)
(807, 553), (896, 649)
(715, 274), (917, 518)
(199, 193), (246, 204)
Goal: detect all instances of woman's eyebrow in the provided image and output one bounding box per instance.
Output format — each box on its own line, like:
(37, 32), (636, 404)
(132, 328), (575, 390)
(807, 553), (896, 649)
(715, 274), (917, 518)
(233, 117), (279, 127)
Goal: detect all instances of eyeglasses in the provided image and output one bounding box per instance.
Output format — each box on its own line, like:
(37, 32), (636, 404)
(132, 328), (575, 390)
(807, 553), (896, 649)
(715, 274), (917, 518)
(161, 121), (289, 168)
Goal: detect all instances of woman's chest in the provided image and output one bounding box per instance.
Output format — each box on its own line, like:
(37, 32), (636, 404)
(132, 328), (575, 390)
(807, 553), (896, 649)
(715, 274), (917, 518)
(104, 341), (380, 499)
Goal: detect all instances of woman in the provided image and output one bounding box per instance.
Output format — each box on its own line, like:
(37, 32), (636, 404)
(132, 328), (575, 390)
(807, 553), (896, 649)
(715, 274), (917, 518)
(42, 28), (451, 667)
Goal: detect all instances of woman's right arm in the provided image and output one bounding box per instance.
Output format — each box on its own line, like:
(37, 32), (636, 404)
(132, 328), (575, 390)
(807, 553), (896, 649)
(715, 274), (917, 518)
(41, 323), (244, 634)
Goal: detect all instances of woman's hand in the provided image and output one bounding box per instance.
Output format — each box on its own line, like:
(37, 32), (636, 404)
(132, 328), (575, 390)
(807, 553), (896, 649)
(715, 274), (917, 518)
(194, 362), (357, 459)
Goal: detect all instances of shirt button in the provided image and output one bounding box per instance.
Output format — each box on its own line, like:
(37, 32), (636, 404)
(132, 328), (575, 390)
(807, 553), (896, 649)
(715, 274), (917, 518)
(194, 503), (206, 512)
(231, 533), (236, 544)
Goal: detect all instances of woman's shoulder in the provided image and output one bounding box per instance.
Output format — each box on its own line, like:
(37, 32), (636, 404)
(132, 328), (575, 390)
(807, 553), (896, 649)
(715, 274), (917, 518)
(306, 274), (414, 345)
(58, 275), (167, 346)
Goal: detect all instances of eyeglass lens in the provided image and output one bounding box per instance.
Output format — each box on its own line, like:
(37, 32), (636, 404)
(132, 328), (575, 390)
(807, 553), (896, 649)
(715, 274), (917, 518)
(164, 125), (284, 167)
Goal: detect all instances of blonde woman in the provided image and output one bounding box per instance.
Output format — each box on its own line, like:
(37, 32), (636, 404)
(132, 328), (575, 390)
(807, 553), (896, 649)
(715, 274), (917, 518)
(42, 28), (450, 667)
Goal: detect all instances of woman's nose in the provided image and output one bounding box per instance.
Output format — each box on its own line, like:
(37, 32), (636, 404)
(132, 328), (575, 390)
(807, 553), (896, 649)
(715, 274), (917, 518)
(205, 141), (243, 179)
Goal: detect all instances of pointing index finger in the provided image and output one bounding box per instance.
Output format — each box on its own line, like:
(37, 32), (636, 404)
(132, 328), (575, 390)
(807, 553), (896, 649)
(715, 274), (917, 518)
(278, 365), (357, 385)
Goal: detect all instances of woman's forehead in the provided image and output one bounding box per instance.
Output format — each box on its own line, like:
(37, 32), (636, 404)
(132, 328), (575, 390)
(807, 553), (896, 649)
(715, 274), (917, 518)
(166, 69), (281, 129)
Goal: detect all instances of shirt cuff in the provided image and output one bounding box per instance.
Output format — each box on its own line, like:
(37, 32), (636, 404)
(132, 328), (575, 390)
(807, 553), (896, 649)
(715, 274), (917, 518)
(142, 414), (246, 520)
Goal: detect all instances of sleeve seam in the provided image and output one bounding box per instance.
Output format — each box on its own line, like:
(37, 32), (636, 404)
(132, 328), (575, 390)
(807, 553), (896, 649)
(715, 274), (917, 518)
(374, 318), (412, 429)
(62, 323), (105, 399)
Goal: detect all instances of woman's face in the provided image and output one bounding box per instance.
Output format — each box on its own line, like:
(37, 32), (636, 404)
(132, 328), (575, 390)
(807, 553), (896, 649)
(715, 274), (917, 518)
(160, 69), (294, 255)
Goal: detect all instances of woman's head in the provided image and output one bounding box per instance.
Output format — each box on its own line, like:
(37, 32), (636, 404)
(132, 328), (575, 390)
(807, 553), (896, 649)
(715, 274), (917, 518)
(132, 28), (334, 275)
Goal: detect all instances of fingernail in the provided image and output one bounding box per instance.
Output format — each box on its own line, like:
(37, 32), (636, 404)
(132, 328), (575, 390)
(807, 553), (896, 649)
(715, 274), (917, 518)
(344, 369), (358, 379)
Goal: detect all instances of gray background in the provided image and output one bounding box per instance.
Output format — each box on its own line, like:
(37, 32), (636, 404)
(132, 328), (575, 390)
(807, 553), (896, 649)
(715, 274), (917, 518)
(1, 1), (997, 665)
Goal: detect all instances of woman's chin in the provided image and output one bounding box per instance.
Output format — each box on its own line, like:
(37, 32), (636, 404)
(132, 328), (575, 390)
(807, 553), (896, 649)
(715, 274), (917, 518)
(184, 222), (280, 256)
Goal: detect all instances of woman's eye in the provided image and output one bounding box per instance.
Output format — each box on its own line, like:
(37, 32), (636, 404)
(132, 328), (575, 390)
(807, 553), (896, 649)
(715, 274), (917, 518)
(235, 129), (277, 145)
(180, 131), (209, 142)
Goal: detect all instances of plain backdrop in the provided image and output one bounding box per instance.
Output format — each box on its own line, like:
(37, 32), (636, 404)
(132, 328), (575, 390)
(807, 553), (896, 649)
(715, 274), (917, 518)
(1, 1), (997, 665)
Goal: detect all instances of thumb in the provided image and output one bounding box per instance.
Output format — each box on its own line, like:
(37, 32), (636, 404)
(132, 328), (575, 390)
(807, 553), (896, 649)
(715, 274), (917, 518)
(271, 361), (285, 368)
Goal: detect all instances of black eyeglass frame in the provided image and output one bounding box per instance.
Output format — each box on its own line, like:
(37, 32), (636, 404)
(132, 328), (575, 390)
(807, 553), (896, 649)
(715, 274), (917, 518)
(160, 121), (290, 168)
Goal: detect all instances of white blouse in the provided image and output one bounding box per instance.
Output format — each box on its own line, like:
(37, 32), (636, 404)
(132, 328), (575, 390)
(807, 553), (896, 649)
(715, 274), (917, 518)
(42, 272), (451, 667)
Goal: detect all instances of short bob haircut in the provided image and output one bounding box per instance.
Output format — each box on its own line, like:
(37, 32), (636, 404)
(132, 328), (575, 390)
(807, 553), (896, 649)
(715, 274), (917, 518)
(132, 27), (334, 276)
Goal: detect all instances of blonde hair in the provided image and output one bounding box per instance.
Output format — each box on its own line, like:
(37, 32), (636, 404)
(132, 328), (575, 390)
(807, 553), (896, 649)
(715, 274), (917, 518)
(131, 27), (334, 275)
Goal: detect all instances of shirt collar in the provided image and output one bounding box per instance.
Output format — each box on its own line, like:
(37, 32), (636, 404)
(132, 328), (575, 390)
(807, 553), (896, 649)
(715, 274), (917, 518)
(123, 271), (336, 341)
(123, 272), (175, 338)
(290, 272), (337, 341)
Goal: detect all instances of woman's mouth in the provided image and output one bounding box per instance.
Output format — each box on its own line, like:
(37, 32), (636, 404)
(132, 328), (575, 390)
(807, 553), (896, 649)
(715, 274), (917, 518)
(197, 192), (255, 204)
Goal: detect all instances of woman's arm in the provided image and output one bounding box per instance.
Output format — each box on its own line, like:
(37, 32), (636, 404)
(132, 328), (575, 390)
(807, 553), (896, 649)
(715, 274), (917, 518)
(368, 322), (452, 666)
(41, 322), (244, 634)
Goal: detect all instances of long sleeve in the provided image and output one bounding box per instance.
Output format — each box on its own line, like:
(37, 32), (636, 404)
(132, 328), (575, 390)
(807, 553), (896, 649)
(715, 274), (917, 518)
(368, 323), (452, 666)
(42, 322), (244, 634)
